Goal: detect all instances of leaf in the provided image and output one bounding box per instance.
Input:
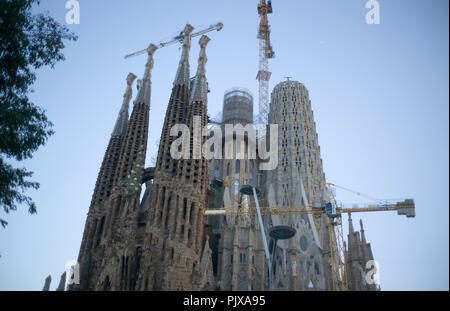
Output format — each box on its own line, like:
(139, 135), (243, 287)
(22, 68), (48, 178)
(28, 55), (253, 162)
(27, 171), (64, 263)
(0, 219), (8, 228)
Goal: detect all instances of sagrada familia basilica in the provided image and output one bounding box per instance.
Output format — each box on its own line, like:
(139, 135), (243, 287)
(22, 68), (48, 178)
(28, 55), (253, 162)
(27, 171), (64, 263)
(62, 24), (378, 291)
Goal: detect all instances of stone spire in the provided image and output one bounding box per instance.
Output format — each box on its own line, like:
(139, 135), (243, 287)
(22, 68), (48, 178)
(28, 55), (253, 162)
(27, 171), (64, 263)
(199, 236), (215, 290)
(348, 213), (354, 233)
(56, 272), (67, 291)
(112, 73), (136, 136)
(75, 47), (157, 291)
(136, 25), (210, 291)
(136, 44), (158, 104)
(190, 35), (210, 103)
(174, 24), (194, 86)
(114, 45), (156, 185)
(154, 23), (193, 175)
(90, 72), (137, 206)
(42, 275), (51, 291)
(184, 35), (210, 163)
(360, 219), (366, 244)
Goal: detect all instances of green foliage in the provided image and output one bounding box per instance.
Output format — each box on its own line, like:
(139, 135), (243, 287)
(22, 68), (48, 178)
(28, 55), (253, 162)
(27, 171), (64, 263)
(0, 0), (78, 227)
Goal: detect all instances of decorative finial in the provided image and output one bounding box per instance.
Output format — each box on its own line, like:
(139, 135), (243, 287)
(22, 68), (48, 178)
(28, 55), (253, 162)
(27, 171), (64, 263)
(112, 73), (136, 136)
(199, 34), (211, 48)
(124, 73), (137, 100)
(126, 72), (137, 86)
(136, 44), (158, 103)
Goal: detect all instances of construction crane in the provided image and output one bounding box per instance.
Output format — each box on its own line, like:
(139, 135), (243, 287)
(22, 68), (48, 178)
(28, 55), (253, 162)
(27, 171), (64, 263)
(256, 0), (275, 126)
(203, 182), (415, 291)
(124, 22), (223, 59)
(323, 182), (414, 291)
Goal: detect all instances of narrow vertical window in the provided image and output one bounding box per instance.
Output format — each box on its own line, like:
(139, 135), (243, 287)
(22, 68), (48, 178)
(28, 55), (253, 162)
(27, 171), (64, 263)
(234, 180), (240, 195)
(183, 198), (187, 219)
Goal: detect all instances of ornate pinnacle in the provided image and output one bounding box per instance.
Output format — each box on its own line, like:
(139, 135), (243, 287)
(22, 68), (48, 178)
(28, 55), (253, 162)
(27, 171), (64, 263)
(124, 72), (137, 101)
(348, 212), (354, 233)
(173, 24), (194, 86)
(126, 72), (137, 88)
(136, 44), (158, 104)
(360, 219), (366, 243)
(199, 34), (211, 49)
(112, 72), (137, 136)
(190, 35), (210, 103)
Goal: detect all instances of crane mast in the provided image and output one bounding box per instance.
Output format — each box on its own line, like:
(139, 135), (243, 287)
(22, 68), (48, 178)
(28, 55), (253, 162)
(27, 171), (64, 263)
(256, 0), (275, 126)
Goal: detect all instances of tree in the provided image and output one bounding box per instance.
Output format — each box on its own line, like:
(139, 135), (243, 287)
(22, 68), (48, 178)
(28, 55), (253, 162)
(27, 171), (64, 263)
(0, 0), (78, 227)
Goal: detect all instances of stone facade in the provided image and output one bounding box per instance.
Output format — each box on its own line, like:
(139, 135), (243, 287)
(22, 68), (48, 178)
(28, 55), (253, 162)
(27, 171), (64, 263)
(208, 88), (267, 291)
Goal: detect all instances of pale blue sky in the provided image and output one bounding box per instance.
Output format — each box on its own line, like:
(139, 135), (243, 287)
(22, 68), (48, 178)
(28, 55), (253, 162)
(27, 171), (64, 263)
(0, 0), (448, 290)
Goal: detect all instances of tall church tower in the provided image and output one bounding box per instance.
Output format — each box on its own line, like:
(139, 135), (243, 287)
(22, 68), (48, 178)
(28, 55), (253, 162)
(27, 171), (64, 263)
(74, 72), (135, 290)
(267, 80), (330, 290)
(113, 44), (156, 187)
(91, 73), (136, 206)
(136, 29), (214, 291)
(73, 44), (157, 290)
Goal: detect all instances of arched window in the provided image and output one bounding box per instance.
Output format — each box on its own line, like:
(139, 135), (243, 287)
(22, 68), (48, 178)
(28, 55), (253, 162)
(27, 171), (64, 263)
(227, 163), (230, 176)
(214, 167), (220, 178)
(249, 172), (253, 181)
(234, 180), (240, 195)
(235, 160), (240, 174)
(314, 262), (321, 275)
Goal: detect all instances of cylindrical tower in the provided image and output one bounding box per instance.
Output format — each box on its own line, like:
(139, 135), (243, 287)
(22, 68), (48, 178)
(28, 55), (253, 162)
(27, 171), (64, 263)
(268, 79), (329, 290)
(208, 87), (267, 290)
(222, 87), (254, 126)
(220, 87), (256, 202)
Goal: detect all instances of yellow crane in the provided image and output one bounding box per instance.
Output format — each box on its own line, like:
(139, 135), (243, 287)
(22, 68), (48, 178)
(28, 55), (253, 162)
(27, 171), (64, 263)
(203, 182), (415, 291)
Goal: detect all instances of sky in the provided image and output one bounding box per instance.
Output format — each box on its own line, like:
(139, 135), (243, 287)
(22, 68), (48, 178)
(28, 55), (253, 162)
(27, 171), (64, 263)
(0, 0), (448, 291)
